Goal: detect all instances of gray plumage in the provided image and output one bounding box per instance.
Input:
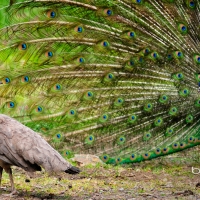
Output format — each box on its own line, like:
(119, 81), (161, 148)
(0, 114), (80, 194)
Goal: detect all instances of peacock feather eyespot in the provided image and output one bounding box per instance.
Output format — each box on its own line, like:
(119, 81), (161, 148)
(172, 142), (179, 149)
(195, 73), (200, 82)
(138, 57), (144, 63)
(47, 10), (56, 18)
(179, 88), (189, 97)
(101, 154), (109, 163)
(154, 117), (163, 127)
(2, 77), (11, 84)
(102, 41), (109, 47)
(85, 135), (95, 145)
(83, 91), (94, 101)
(144, 102), (153, 112)
(174, 51), (184, 59)
(78, 57), (85, 63)
(129, 60), (134, 66)
(54, 84), (61, 90)
(195, 98), (200, 107)
(75, 26), (83, 33)
(19, 43), (27, 50)
(117, 136), (126, 145)
(36, 106), (43, 113)
(87, 91), (92, 97)
(7, 101), (15, 108)
(128, 114), (137, 124)
(186, 114), (193, 123)
(64, 150), (73, 158)
(56, 134), (61, 139)
(99, 114), (109, 123)
(104, 73), (115, 83)
(70, 109), (75, 115)
(162, 147), (169, 154)
(167, 54), (173, 60)
(21, 76), (29, 83)
(115, 157), (122, 164)
(125, 59), (135, 71)
(104, 9), (113, 16)
(45, 51), (53, 58)
(189, 1), (195, 7)
(159, 95), (168, 104)
(193, 55), (200, 64)
(128, 31), (136, 39)
(130, 153), (137, 161)
(169, 106), (178, 116)
(180, 142), (186, 149)
(173, 72), (184, 81)
(142, 152), (151, 159)
(144, 48), (150, 55)
(143, 132), (151, 141)
(188, 136), (195, 143)
(187, 0), (196, 9)
(149, 52), (159, 60)
(133, 0), (142, 4)
(165, 127), (174, 136)
(155, 148), (161, 155)
(114, 97), (124, 107)
(178, 24), (188, 34)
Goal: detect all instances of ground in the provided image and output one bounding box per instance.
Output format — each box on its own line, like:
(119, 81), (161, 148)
(0, 152), (199, 200)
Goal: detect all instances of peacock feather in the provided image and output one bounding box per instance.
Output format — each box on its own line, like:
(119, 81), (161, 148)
(0, 0), (199, 164)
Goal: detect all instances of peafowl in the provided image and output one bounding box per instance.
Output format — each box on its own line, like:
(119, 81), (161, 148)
(0, 0), (199, 166)
(0, 114), (80, 194)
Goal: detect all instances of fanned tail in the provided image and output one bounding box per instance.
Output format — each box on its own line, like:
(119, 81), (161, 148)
(0, 0), (199, 164)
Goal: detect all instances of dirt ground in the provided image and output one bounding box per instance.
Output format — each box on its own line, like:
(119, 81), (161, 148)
(0, 156), (199, 200)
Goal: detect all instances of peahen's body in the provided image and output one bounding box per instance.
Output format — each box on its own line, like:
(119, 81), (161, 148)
(0, 114), (80, 194)
(0, 0), (199, 165)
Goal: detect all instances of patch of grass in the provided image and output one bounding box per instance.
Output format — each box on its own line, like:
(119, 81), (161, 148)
(0, 158), (199, 200)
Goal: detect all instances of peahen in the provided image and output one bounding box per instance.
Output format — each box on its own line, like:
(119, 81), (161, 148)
(0, 0), (199, 166)
(0, 114), (80, 194)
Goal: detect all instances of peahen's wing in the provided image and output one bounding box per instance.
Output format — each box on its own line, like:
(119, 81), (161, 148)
(0, 0), (199, 164)
(0, 114), (72, 172)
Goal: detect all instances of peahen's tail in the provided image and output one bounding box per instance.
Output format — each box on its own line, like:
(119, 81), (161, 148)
(0, 0), (199, 164)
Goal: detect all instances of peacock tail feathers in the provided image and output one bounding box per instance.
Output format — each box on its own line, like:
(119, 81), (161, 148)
(0, 0), (199, 164)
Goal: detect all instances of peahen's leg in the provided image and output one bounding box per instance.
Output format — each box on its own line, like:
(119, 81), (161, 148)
(2, 167), (17, 196)
(0, 166), (3, 187)
(0, 166), (6, 191)
(7, 167), (17, 194)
